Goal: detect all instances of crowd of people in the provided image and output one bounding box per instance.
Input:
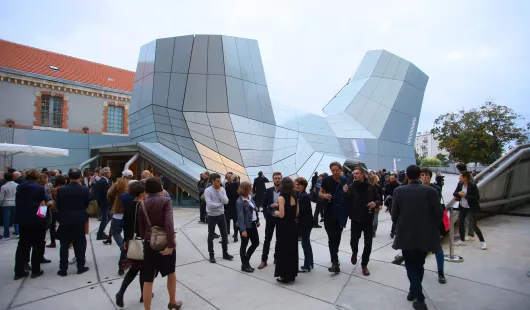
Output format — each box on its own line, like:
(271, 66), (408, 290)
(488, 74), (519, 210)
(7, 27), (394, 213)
(0, 160), (488, 310)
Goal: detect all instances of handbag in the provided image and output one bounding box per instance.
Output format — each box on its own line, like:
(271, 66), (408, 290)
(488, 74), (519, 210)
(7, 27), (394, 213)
(140, 201), (168, 251)
(127, 201), (144, 260)
(440, 196), (450, 232)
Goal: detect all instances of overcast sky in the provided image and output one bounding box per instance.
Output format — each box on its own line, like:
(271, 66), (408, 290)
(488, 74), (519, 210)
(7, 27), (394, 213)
(2, 0), (529, 132)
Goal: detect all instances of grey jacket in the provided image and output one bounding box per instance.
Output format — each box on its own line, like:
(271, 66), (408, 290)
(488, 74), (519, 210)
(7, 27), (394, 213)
(0, 181), (18, 207)
(236, 196), (260, 231)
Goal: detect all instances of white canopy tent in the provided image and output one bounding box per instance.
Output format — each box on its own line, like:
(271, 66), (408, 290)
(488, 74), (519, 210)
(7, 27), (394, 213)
(0, 143), (69, 157)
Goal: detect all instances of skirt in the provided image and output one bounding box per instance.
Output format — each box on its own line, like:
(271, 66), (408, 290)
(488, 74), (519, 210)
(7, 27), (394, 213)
(143, 241), (176, 282)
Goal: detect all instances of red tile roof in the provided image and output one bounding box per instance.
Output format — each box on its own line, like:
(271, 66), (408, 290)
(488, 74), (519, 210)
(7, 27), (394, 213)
(0, 40), (135, 93)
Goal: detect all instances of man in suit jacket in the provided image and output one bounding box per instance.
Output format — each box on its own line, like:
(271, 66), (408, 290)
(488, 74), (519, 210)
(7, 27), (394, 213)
(13, 169), (49, 280)
(252, 171), (269, 212)
(96, 167), (112, 240)
(56, 169), (90, 276)
(391, 165), (442, 310)
(258, 172), (281, 269)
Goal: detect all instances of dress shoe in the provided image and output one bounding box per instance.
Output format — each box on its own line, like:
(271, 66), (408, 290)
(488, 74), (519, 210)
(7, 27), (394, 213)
(249, 266), (255, 271)
(103, 239), (112, 245)
(233, 235), (238, 242)
(390, 233), (395, 239)
(57, 270), (67, 277)
(241, 265), (254, 273)
(219, 239), (229, 244)
(361, 265), (370, 276)
(24, 263), (31, 271)
(258, 262), (267, 269)
(31, 269), (44, 278)
(413, 300), (428, 310)
(276, 277), (289, 283)
(438, 270), (447, 284)
(407, 292), (415, 301)
(77, 266), (90, 274)
(96, 236), (107, 240)
(351, 253), (358, 265)
(41, 257), (52, 264)
(14, 271), (29, 280)
(167, 301), (183, 310)
(213, 233), (220, 239)
(328, 263), (340, 274)
(313, 224), (322, 228)
(300, 266), (311, 272)
(115, 292), (124, 308)
(118, 268), (125, 276)
(223, 253), (234, 261)
(46, 242), (56, 248)
(209, 257), (216, 263)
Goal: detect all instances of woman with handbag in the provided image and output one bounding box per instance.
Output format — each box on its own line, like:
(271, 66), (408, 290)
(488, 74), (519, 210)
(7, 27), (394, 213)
(236, 181), (260, 272)
(116, 181), (148, 308)
(138, 177), (182, 310)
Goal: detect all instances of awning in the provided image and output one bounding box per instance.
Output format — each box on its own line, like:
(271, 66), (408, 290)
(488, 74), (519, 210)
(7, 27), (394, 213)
(0, 143), (69, 157)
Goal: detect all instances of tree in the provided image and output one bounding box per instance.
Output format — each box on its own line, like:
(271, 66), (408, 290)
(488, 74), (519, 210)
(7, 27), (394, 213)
(431, 101), (527, 165)
(420, 157), (441, 167)
(415, 150), (421, 165)
(436, 153), (449, 166)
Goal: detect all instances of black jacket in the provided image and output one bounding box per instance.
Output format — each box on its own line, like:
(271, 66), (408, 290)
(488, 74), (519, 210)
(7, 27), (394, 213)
(262, 186), (279, 220)
(94, 177), (111, 209)
(310, 175), (318, 191)
(297, 191), (313, 229)
(453, 182), (481, 212)
(391, 183), (442, 252)
(225, 182), (240, 216)
(384, 182), (400, 198)
(56, 182), (90, 226)
(344, 180), (381, 223)
(252, 176), (269, 204)
(123, 199), (141, 242)
(14, 180), (48, 226)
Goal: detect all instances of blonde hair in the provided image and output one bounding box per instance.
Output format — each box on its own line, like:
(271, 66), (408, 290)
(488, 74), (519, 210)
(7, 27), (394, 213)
(237, 181), (252, 197)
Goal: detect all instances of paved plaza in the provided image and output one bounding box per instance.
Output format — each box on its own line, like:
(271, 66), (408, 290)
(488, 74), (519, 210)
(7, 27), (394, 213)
(1, 175), (530, 310)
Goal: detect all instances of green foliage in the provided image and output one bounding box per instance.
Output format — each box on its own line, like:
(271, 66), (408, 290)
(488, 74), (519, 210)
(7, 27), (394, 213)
(435, 153), (449, 166)
(415, 150), (421, 165)
(431, 101), (527, 165)
(420, 157), (441, 167)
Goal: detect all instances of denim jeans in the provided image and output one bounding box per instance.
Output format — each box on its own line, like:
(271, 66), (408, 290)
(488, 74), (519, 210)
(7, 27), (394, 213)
(3, 206), (19, 238)
(110, 218), (125, 268)
(372, 209), (379, 232)
(300, 226), (313, 268)
(434, 248), (444, 272)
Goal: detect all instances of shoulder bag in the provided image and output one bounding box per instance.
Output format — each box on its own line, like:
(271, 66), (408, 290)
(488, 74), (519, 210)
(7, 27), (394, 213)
(140, 201), (168, 251)
(127, 201), (144, 260)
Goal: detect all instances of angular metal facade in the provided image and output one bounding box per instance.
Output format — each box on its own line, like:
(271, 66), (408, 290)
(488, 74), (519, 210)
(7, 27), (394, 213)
(129, 35), (428, 181)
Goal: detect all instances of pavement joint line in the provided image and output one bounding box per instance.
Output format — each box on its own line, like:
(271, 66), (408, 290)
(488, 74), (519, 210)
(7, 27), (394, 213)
(180, 228), (208, 260)
(8, 282), (98, 309)
(176, 279), (221, 310)
(88, 228), (119, 310)
(333, 260), (358, 305)
(6, 274), (26, 309)
(180, 215), (201, 229)
(212, 261), (335, 305)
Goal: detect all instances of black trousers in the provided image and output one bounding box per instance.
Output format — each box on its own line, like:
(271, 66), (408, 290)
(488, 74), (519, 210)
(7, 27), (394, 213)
(240, 222), (259, 266)
(350, 221), (373, 266)
(199, 200), (207, 222)
(313, 199), (324, 225)
(58, 224), (87, 271)
(458, 208), (484, 242)
(207, 214), (228, 256)
(15, 224), (46, 275)
(324, 217), (343, 264)
(402, 250), (428, 302)
(261, 216), (278, 263)
(225, 213), (238, 236)
(49, 210), (58, 243)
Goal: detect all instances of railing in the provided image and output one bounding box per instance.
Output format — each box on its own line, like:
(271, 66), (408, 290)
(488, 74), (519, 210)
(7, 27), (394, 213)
(445, 144), (530, 263)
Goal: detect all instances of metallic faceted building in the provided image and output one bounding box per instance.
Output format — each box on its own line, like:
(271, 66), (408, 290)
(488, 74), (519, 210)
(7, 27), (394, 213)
(128, 35), (428, 182)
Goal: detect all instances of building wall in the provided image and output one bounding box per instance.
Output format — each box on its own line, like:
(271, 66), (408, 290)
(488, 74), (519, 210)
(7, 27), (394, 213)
(66, 92), (105, 132)
(415, 132), (448, 158)
(0, 82), (36, 126)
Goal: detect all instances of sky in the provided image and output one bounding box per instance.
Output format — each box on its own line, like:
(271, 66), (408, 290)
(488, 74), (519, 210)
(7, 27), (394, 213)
(1, 0), (529, 132)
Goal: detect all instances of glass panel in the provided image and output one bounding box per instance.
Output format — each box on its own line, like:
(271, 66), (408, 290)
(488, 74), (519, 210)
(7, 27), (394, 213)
(52, 97), (62, 128)
(40, 95), (50, 126)
(107, 106), (124, 133)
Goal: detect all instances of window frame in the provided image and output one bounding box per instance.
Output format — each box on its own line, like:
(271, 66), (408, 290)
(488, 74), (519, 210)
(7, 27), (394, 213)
(40, 95), (63, 128)
(107, 105), (124, 133)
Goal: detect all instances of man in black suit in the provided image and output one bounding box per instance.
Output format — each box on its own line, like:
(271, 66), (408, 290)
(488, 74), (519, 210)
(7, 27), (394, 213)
(252, 171), (269, 212)
(391, 165), (442, 310)
(14, 169), (49, 280)
(96, 167), (112, 240)
(56, 169), (90, 276)
(257, 172), (281, 269)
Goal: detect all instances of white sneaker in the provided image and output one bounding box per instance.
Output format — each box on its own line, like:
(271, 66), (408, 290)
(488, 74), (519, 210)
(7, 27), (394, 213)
(467, 236), (476, 241)
(480, 242), (487, 250)
(454, 240), (466, 246)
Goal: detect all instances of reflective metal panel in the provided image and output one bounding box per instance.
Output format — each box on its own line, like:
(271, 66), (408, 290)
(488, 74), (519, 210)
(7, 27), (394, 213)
(352, 50), (382, 80)
(207, 113), (233, 131)
(207, 75), (229, 112)
(135, 44), (148, 82)
(154, 37), (175, 73)
(168, 73), (188, 111)
(152, 73), (171, 107)
(183, 112), (210, 126)
(242, 81), (263, 122)
(144, 40), (157, 78)
(212, 127), (238, 148)
(236, 38), (255, 82)
(383, 54), (401, 79)
(189, 35), (208, 74)
(207, 35), (225, 75)
(139, 73), (154, 111)
(189, 131), (218, 151)
(372, 50), (392, 77)
(226, 76), (248, 117)
(222, 36), (241, 79)
(187, 121), (214, 138)
(172, 35), (194, 74)
(182, 74), (207, 112)
(217, 141), (244, 165)
(247, 39), (267, 86)
(256, 85), (276, 125)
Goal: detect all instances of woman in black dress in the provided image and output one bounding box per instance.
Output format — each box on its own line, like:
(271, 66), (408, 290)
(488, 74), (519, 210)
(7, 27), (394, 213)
(273, 177), (299, 283)
(225, 175), (240, 242)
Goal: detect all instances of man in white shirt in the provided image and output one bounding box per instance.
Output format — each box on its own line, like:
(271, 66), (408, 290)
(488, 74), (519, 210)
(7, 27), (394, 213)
(204, 173), (234, 263)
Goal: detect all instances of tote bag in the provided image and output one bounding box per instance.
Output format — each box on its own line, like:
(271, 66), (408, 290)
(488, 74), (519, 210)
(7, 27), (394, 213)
(126, 201), (144, 260)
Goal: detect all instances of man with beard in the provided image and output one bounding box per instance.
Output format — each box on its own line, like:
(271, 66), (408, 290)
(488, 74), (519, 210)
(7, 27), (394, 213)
(342, 167), (381, 276)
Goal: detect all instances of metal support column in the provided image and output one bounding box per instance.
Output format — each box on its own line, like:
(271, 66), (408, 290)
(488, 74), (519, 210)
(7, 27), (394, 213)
(444, 204), (464, 262)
